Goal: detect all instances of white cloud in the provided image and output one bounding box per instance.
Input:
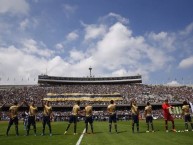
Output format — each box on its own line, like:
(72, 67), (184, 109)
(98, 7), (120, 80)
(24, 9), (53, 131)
(166, 81), (180, 86)
(0, 45), (46, 84)
(19, 18), (29, 30)
(19, 18), (39, 31)
(69, 49), (85, 62)
(145, 46), (172, 71)
(112, 69), (127, 76)
(147, 31), (176, 52)
(93, 22), (167, 72)
(55, 43), (64, 50)
(100, 12), (129, 24)
(62, 4), (77, 17)
(22, 39), (54, 57)
(0, 45), (70, 84)
(84, 24), (106, 41)
(66, 31), (79, 41)
(80, 22), (171, 79)
(179, 22), (193, 35)
(149, 32), (168, 41)
(179, 56), (193, 69)
(93, 22), (133, 68)
(0, 0), (29, 15)
(46, 56), (70, 76)
(107, 12), (129, 24)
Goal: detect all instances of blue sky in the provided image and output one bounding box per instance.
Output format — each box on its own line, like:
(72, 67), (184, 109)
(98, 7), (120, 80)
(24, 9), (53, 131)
(0, 0), (193, 85)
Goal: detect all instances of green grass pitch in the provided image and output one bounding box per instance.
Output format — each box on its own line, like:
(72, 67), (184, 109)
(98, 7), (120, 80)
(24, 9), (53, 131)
(0, 119), (193, 145)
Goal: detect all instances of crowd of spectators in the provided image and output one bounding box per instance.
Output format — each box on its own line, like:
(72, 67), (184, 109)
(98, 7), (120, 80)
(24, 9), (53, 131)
(0, 84), (193, 105)
(0, 84), (192, 121)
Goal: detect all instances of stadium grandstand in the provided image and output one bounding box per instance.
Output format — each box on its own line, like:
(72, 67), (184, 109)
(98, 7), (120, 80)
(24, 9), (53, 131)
(0, 74), (193, 121)
(38, 74), (142, 85)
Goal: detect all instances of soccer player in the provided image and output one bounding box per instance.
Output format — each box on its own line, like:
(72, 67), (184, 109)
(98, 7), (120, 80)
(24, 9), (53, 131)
(107, 100), (118, 133)
(182, 100), (193, 131)
(6, 100), (24, 136)
(24, 100), (38, 136)
(144, 102), (154, 132)
(84, 103), (94, 134)
(41, 100), (52, 136)
(64, 100), (80, 135)
(162, 99), (176, 132)
(131, 100), (139, 133)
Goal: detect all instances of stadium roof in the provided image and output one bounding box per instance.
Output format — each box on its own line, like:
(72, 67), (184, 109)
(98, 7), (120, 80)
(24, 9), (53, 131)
(38, 75), (142, 85)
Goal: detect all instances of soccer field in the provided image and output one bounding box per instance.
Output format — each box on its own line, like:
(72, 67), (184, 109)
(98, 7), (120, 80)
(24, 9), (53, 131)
(0, 120), (193, 145)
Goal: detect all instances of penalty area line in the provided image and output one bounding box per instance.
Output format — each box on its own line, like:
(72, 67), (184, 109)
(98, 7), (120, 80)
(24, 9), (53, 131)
(76, 128), (86, 145)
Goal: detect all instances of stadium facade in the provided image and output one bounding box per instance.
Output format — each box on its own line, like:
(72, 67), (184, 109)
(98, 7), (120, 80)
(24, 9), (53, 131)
(38, 74), (142, 85)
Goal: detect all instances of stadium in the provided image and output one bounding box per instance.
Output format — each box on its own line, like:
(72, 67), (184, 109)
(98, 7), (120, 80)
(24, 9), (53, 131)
(1, 74), (191, 120)
(1, 1), (193, 145)
(0, 73), (193, 145)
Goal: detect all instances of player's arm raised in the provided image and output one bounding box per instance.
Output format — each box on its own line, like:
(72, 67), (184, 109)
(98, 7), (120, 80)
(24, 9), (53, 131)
(41, 99), (45, 107)
(0, 102), (6, 109)
(18, 101), (25, 108)
(23, 100), (29, 108)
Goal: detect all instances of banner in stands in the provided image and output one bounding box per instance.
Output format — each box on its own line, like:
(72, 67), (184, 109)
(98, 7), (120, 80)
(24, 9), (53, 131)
(43, 93), (123, 101)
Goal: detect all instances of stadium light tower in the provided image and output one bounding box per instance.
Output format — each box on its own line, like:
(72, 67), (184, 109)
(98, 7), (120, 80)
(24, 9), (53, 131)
(89, 66), (92, 77)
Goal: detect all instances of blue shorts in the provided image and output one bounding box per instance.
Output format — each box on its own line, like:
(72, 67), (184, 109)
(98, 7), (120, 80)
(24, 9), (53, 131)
(109, 114), (117, 123)
(132, 114), (139, 123)
(184, 114), (192, 122)
(85, 116), (93, 124)
(146, 116), (153, 123)
(28, 116), (36, 125)
(9, 117), (18, 126)
(43, 116), (50, 124)
(69, 115), (78, 123)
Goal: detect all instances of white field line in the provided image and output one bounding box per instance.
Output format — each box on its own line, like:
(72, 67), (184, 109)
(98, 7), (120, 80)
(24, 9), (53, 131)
(76, 129), (86, 145)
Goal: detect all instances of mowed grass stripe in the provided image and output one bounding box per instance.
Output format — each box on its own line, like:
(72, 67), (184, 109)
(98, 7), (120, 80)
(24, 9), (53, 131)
(0, 121), (84, 145)
(0, 120), (193, 145)
(81, 120), (193, 145)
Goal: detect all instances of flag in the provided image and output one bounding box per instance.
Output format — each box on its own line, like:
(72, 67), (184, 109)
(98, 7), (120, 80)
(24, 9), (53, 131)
(175, 107), (179, 114)
(169, 107), (173, 114)
(178, 106), (182, 114)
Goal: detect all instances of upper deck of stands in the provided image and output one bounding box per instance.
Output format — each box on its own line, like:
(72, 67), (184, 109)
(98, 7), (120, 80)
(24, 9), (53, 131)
(38, 75), (142, 85)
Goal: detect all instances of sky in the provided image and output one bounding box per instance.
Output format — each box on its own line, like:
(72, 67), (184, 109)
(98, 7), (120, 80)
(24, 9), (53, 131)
(0, 0), (193, 85)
